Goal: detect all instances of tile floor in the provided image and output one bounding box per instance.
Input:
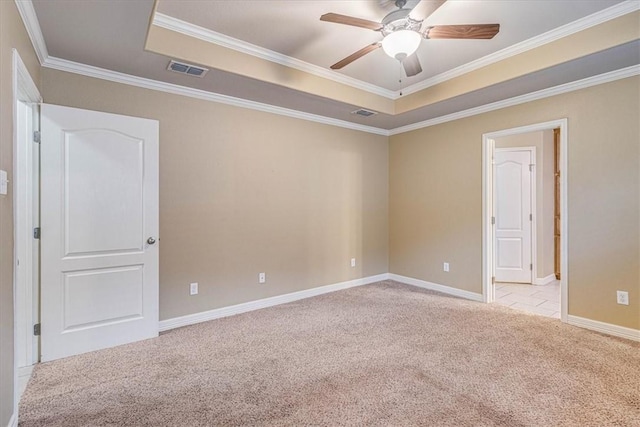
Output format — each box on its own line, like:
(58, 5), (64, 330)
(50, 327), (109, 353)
(495, 281), (560, 318)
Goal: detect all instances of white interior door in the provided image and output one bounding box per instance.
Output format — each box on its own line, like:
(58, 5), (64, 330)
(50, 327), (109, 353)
(41, 104), (159, 362)
(494, 148), (533, 283)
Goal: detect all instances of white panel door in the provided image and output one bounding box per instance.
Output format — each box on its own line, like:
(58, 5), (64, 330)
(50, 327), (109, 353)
(41, 104), (159, 362)
(494, 149), (532, 283)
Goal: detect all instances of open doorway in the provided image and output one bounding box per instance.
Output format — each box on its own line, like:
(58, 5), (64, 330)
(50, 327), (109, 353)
(482, 119), (568, 322)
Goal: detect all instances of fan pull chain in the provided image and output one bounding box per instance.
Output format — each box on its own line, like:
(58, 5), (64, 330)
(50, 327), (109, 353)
(398, 60), (404, 96)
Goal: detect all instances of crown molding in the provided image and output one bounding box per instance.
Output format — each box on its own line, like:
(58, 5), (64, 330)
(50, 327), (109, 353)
(399, 0), (640, 96)
(388, 64), (640, 135)
(23, 0), (639, 139)
(18, 0), (637, 109)
(13, 0), (49, 65)
(152, 12), (398, 100)
(42, 56), (390, 136)
(43, 55), (638, 139)
(16, 0), (639, 109)
(153, 2), (638, 101)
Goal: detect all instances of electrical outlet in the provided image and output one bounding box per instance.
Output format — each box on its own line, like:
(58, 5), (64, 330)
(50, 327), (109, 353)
(351, 258), (356, 267)
(190, 282), (198, 296)
(259, 272), (266, 284)
(616, 290), (629, 305)
(443, 262), (449, 272)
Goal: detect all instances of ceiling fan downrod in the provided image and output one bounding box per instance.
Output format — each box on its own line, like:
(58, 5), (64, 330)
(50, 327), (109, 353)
(395, 0), (408, 9)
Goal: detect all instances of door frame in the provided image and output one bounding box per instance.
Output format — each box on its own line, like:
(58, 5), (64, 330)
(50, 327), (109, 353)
(482, 119), (568, 322)
(493, 146), (536, 285)
(12, 49), (42, 413)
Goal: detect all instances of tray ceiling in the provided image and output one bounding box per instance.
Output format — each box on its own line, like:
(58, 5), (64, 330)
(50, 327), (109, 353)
(156, 0), (625, 91)
(31, 0), (639, 131)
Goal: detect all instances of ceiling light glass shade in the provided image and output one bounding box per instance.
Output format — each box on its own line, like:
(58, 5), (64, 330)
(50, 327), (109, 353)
(382, 30), (421, 61)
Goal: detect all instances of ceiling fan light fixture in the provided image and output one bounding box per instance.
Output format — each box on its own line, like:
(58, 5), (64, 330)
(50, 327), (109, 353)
(382, 30), (421, 61)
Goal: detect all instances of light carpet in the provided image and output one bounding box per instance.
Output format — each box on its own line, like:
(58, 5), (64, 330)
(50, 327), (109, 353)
(19, 281), (640, 426)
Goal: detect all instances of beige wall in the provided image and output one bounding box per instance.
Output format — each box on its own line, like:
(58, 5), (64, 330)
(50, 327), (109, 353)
(390, 76), (640, 330)
(495, 130), (555, 280)
(42, 69), (389, 321)
(0, 2), (42, 425)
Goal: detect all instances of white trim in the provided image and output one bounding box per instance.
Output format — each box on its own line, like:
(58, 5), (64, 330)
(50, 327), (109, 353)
(567, 315), (640, 342)
(152, 13), (398, 100)
(560, 122), (569, 324)
(482, 137), (495, 303)
(482, 120), (567, 141)
(13, 51), (41, 368)
(17, 365), (34, 402)
(15, 101), (36, 367)
(389, 65), (640, 135)
(482, 119), (569, 324)
(13, 0), (48, 65)
(7, 413), (17, 427)
(42, 56), (390, 137)
(159, 274), (390, 332)
(15, 56), (41, 104)
(12, 49), (41, 427)
(41, 57), (640, 140)
(534, 274), (557, 286)
(400, 0), (640, 96)
(14, 62), (40, 371)
(388, 274), (484, 302)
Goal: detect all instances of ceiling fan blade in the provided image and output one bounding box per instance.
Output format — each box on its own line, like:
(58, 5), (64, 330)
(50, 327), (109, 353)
(320, 13), (383, 31)
(403, 53), (422, 77)
(410, 0), (446, 21)
(330, 43), (382, 70)
(424, 24), (500, 39)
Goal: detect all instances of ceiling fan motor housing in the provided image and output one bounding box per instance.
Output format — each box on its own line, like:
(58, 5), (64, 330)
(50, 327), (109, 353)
(381, 9), (423, 36)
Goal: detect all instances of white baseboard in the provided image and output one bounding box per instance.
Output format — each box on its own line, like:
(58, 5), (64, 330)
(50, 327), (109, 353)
(157, 272), (637, 344)
(534, 274), (557, 285)
(159, 273), (390, 332)
(7, 412), (17, 427)
(17, 365), (34, 402)
(388, 273), (484, 302)
(567, 315), (640, 342)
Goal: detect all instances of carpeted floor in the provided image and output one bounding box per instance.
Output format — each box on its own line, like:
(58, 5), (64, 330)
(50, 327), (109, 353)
(19, 281), (640, 426)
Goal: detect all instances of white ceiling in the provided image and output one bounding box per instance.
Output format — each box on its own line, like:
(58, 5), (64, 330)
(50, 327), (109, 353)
(31, 0), (638, 130)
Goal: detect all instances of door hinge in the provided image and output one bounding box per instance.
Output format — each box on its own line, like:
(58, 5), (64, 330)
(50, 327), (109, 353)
(491, 276), (496, 285)
(530, 264), (533, 271)
(33, 323), (41, 336)
(33, 227), (40, 239)
(529, 164), (534, 172)
(491, 216), (495, 225)
(529, 213), (533, 221)
(33, 131), (41, 143)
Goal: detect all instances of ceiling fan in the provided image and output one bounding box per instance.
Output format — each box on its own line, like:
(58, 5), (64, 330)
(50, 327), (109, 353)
(320, 0), (500, 77)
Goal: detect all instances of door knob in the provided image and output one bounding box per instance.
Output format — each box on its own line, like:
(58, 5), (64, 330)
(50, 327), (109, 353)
(147, 237), (156, 245)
